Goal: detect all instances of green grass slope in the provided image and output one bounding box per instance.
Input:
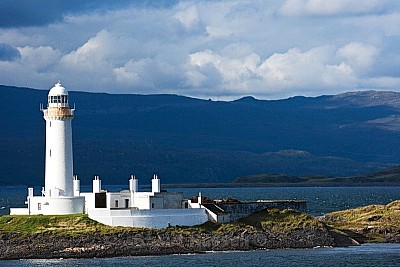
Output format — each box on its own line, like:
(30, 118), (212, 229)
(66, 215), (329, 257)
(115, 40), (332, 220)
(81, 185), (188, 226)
(322, 200), (400, 242)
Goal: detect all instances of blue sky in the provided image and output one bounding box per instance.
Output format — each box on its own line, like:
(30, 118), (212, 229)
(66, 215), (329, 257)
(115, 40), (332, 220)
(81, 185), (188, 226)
(0, 0), (399, 99)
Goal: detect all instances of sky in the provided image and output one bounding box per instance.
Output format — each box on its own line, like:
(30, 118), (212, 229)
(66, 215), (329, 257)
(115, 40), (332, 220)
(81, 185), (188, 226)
(0, 0), (400, 100)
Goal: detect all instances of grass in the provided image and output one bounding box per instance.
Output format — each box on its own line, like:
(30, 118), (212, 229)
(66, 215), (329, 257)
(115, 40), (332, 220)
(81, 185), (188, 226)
(238, 208), (325, 233)
(6, 204), (395, 243)
(324, 200), (400, 227)
(0, 214), (149, 236)
(322, 200), (400, 242)
(0, 213), (244, 237)
(0, 209), (318, 238)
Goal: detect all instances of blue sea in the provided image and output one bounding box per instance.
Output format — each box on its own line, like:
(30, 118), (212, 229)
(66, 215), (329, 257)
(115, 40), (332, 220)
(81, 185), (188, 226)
(1, 186), (400, 266)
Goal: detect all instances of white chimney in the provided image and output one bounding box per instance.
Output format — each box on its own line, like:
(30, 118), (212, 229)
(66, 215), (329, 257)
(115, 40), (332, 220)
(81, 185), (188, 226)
(151, 174), (160, 193)
(93, 175), (101, 193)
(73, 175), (80, 196)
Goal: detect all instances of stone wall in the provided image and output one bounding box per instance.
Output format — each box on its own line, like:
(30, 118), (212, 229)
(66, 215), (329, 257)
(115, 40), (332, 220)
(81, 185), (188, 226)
(217, 200), (307, 222)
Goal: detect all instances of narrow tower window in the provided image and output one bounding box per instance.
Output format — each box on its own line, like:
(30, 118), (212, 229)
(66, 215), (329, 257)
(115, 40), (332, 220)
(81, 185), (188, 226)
(49, 149), (51, 157)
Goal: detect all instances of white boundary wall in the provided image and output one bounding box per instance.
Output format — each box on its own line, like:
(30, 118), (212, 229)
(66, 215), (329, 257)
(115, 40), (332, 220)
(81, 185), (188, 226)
(9, 208), (29, 215)
(10, 196), (85, 215)
(88, 208), (208, 229)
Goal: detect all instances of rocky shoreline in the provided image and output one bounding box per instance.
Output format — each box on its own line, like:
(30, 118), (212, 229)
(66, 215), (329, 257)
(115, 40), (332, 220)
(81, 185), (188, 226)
(0, 208), (348, 260)
(3, 202), (400, 260)
(0, 226), (337, 260)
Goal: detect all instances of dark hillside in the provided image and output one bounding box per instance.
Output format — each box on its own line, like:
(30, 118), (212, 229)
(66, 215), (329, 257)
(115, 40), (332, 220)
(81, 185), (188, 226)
(1, 85), (399, 185)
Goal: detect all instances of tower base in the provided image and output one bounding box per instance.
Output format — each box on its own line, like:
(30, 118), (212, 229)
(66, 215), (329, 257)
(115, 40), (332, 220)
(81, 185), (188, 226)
(10, 196), (84, 215)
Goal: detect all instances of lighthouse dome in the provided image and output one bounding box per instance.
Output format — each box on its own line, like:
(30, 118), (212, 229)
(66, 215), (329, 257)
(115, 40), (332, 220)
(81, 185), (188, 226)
(48, 81), (69, 107)
(49, 81), (68, 96)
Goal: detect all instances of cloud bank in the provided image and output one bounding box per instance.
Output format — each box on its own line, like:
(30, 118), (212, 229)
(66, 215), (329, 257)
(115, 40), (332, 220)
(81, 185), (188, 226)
(0, 0), (399, 99)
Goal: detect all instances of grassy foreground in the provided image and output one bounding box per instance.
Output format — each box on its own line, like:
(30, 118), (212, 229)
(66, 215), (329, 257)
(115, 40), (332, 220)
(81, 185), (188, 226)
(0, 214), (137, 236)
(322, 200), (400, 242)
(2, 202), (399, 246)
(0, 209), (340, 259)
(0, 209), (323, 236)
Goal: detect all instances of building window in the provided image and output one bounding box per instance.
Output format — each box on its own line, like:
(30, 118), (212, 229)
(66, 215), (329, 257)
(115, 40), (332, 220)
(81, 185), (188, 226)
(61, 95), (68, 104)
(151, 203), (154, 209)
(38, 203), (41, 210)
(49, 149), (51, 157)
(95, 192), (107, 208)
(115, 200), (119, 208)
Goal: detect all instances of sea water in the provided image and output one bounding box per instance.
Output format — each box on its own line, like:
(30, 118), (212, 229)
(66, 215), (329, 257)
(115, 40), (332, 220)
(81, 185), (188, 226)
(1, 186), (400, 266)
(2, 244), (400, 267)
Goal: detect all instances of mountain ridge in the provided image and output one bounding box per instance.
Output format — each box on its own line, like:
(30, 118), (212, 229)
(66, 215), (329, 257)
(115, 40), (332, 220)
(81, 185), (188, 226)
(1, 85), (400, 186)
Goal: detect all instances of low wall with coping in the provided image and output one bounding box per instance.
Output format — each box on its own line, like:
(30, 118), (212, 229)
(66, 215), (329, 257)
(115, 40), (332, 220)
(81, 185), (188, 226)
(217, 200), (307, 222)
(88, 208), (209, 229)
(10, 196), (85, 216)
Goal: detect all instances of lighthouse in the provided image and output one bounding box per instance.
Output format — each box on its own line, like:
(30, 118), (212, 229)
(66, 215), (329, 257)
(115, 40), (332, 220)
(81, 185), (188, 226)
(10, 82), (84, 215)
(9, 82), (208, 228)
(43, 82), (74, 198)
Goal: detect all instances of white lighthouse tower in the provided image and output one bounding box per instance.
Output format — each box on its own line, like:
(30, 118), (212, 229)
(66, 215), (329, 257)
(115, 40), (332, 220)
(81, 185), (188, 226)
(43, 82), (74, 198)
(10, 82), (84, 215)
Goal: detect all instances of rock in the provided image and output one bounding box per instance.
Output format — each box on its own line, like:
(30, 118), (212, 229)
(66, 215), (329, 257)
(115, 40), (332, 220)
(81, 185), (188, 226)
(0, 209), (358, 260)
(0, 225), (338, 260)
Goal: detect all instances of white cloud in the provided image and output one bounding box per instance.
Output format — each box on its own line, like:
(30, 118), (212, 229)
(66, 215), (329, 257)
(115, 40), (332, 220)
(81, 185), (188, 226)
(113, 66), (139, 84)
(174, 4), (200, 30)
(366, 76), (400, 89)
(337, 42), (379, 73)
(187, 44), (370, 97)
(60, 30), (116, 71)
(18, 46), (62, 72)
(257, 46), (356, 91)
(113, 58), (152, 88)
(190, 50), (219, 68)
(280, 0), (384, 16)
(0, 1), (399, 99)
(184, 70), (207, 88)
(344, 12), (400, 37)
(188, 48), (260, 89)
(205, 26), (233, 39)
(323, 63), (356, 87)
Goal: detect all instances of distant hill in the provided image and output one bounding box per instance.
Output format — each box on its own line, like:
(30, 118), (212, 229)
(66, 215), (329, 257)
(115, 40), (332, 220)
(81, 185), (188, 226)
(1, 85), (400, 186)
(232, 164), (400, 186)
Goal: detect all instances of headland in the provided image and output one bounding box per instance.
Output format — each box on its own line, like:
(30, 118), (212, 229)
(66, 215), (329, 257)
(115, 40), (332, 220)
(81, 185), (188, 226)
(4, 200), (399, 260)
